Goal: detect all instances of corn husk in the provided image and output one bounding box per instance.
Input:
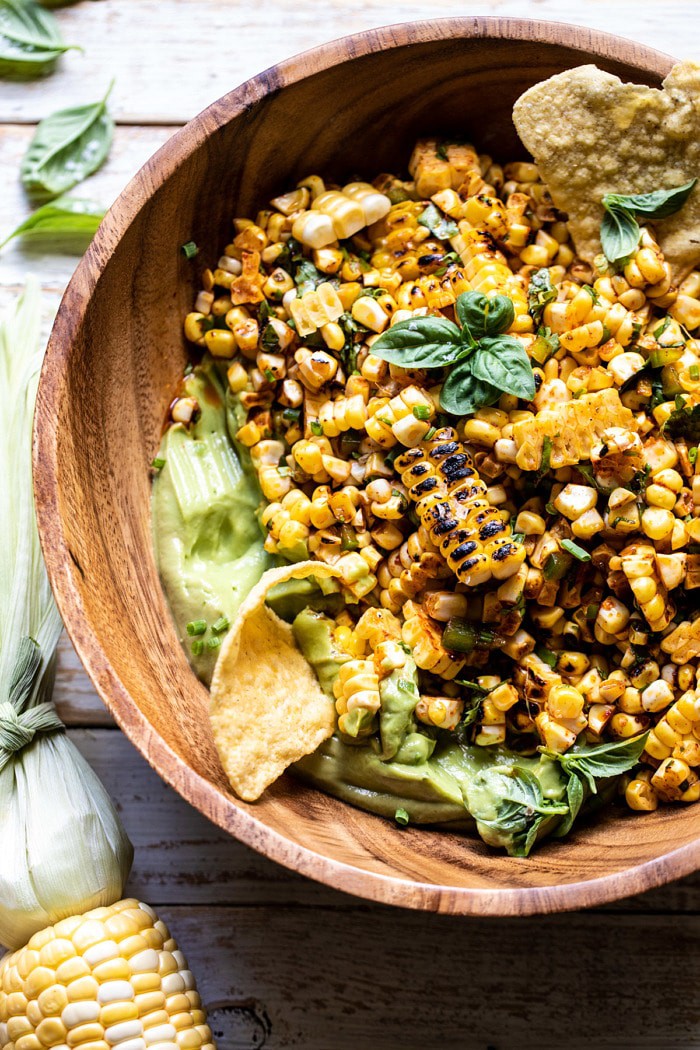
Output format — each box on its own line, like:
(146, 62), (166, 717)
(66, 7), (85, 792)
(0, 280), (133, 951)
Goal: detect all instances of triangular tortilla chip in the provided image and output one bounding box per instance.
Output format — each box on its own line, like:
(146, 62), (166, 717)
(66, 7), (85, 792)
(513, 62), (700, 280)
(210, 562), (340, 801)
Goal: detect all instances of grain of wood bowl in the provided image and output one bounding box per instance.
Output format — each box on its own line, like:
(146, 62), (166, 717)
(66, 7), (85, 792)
(33, 17), (700, 915)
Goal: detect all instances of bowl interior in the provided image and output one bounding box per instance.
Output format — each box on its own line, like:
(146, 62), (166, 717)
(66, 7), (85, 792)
(35, 19), (700, 913)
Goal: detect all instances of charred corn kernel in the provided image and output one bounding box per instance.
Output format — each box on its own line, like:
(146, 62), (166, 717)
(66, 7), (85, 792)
(641, 507), (675, 541)
(396, 427), (525, 586)
(547, 684), (585, 720)
(514, 510), (545, 535)
(226, 361), (248, 393)
(626, 775), (659, 811)
(342, 182), (392, 225)
(553, 484), (597, 520)
(289, 282), (344, 337)
(415, 695), (464, 730)
(422, 591), (469, 622)
(536, 711), (577, 752)
(641, 680), (674, 713)
(0, 902), (213, 1050)
(295, 348), (338, 390)
(595, 597), (630, 636)
(610, 712), (649, 738)
(401, 600), (466, 679)
(320, 322), (345, 352)
(171, 398), (197, 425)
(488, 682), (519, 712)
(351, 296), (390, 334)
(652, 757), (694, 801)
(291, 209), (336, 249)
(183, 313), (206, 346)
(588, 703), (615, 735)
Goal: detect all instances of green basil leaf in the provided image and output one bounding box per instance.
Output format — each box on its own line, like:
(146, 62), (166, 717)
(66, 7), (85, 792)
(370, 316), (462, 368)
(0, 0), (75, 78)
(551, 772), (584, 839)
(600, 207), (640, 265)
(21, 82), (114, 200)
(663, 401), (700, 444)
(467, 764), (568, 857)
(527, 267), (556, 324)
(0, 195), (104, 251)
(469, 335), (536, 400)
(417, 202), (458, 240)
(455, 290), (514, 339)
(439, 358), (500, 415)
(294, 259), (323, 296)
(603, 179), (697, 219)
(546, 733), (649, 795)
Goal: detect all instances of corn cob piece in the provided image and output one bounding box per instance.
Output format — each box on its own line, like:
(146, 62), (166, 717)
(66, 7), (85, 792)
(619, 542), (675, 633)
(660, 617), (700, 665)
(401, 600), (466, 679)
(332, 658), (380, 737)
(449, 227), (531, 332)
(396, 428), (526, 586)
(365, 385), (435, 449)
(377, 528), (452, 614)
(0, 899), (214, 1050)
(512, 389), (635, 471)
(288, 282), (344, 337)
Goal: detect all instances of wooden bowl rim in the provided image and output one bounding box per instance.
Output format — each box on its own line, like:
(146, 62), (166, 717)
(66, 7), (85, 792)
(34, 16), (698, 915)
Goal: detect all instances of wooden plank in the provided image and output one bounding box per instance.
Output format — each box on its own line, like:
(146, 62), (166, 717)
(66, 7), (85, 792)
(0, 0), (694, 126)
(158, 905), (700, 1050)
(67, 727), (700, 913)
(55, 633), (114, 725)
(0, 124), (174, 297)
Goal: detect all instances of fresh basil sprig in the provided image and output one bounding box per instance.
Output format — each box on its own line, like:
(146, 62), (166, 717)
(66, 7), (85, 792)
(467, 764), (568, 858)
(541, 733), (649, 795)
(600, 180), (697, 266)
(0, 196), (105, 252)
(0, 0), (76, 78)
(370, 290), (536, 416)
(21, 81), (114, 200)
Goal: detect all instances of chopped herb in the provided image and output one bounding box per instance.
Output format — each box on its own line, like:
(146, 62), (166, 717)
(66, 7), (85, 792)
(212, 616), (230, 634)
(436, 143), (449, 161)
(309, 420), (323, 436)
(282, 407), (301, 422)
(536, 647), (558, 668)
(417, 202), (459, 240)
(340, 524), (359, 551)
(186, 619), (207, 636)
(512, 532), (525, 544)
(151, 457), (166, 470)
(546, 501), (557, 515)
(561, 538), (591, 562)
(206, 635), (222, 651)
(527, 268), (556, 324)
(181, 241), (199, 259)
(277, 465), (290, 477)
(191, 639), (204, 656)
(690, 364), (700, 381)
(424, 426), (437, 441)
(630, 464), (652, 495)
(412, 405), (431, 421)
(690, 446), (698, 465)
(434, 251), (460, 276)
(664, 401), (700, 444)
(394, 807), (410, 827)
(538, 436), (553, 476)
(653, 316), (671, 340)
(582, 284), (599, 302)
(543, 550), (572, 581)
(377, 416), (393, 427)
(585, 604), (599, 621)
(264, 368), (276, 382)
(398, 678), (417, 694)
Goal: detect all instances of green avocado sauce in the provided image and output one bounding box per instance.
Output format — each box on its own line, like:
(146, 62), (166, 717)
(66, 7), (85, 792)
(152, 360), (619, 857)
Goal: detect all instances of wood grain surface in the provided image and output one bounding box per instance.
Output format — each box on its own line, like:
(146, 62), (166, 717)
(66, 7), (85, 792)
(3, 1), (699, 1045)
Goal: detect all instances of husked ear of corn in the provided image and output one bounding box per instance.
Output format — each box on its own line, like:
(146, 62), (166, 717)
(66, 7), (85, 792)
(0, 899), (215, 1050)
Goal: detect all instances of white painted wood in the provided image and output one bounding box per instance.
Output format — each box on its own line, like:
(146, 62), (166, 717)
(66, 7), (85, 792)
(0, 0), (694, 125)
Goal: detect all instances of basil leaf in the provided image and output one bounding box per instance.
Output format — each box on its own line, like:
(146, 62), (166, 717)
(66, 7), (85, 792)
(0, 0), (74, 78)
(469, 335), (536, 400)
(0, 196), (104, 251)
(603, 179), (697, 219)
(528, 268), (556, 324)
(439, 358), (500, 415)
(417, 202), (458, 240)
(546, 733), (649, 795)
(663, 401), (700, 444)
(600, 207), (640, 265)
(21, 82), (114, 200)
(294, 259), (323, 296)
(455, 290), (514, 339)
(551, 772), (584, 839)
(468, 764), (568, 858)
(370, 316), (462, 368)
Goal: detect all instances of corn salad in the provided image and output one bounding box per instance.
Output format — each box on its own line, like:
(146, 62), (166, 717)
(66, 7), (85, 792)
(177, 139), (700, 816)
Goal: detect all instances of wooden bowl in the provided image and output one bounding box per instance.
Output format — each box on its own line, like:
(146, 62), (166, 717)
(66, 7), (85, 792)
(34, 17), (700, 914)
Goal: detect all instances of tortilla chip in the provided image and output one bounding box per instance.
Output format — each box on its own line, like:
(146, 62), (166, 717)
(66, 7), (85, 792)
(210, 562), (340, 801)
(513, 62), (700, 280)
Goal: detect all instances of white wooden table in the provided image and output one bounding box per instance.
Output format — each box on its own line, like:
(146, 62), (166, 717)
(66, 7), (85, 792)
(3, 2), (700, 1046)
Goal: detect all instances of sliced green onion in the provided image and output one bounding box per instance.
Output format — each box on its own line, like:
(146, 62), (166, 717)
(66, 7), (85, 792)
(186, 619), (207, 636)
(181, 241), (199, 259)
(586, 603), (600, 621)
(545, 501), (557, 515)
(394, 807), (410, 827)
(412, 405), (431, 421)
(536, 647), (557, 668)
(443, 618), (477, 653)
(561, 538), (591, 562)
(690, 364), (700, 381)
(264, 368), (276, 382)
(543, 551), (572, 581)
(424, 426), (437, 441)
(212, 616), (230, 634)
(191, 639), (204, 656)
(310, 420), (323, 436)
(689, 447), (698, 465)
(206, 635), (221, 650)
(340, 524), (359, 551)
(151, 457), (166, 470)
(648, 345), (683, 368)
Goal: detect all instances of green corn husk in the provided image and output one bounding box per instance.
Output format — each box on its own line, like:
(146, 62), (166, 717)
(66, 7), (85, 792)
(0, 279), (133, 950)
